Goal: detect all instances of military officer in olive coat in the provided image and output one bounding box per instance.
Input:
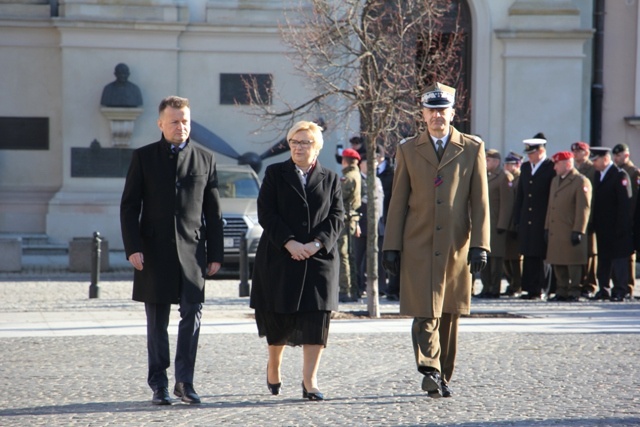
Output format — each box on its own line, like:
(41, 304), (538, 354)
(571, 141), (598, 298)
(544, 151), (591, 301)
(478, 149), (514, 298)
(383, 82), (490, 399)
(338, 148), (362, 302)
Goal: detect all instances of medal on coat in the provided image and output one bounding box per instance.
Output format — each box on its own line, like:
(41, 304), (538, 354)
(434, 175), (443, 187)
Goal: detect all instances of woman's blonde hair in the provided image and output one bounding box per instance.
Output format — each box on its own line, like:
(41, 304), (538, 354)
(286, 120), (324, 150)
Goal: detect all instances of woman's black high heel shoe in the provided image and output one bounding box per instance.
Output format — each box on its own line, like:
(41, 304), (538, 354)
(302, 381), (324, 401)
(267, 367), (281, 396)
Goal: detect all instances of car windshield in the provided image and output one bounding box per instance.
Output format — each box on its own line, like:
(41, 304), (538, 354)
(217, 170), (260, 198)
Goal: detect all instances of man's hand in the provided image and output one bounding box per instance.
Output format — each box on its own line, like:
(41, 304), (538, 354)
(571, 231), (582, 246)
(128, 252), (144, 271)
(207, 262), (221, 276)
(467, 248), (487, 274)
(382, 250), (400, 276)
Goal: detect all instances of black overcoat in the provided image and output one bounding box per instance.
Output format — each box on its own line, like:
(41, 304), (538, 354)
(250, 159), (344, 313)
(514, 158), (555, 257)
(592, 166), (633, 258)
(120, 137), (224, 304)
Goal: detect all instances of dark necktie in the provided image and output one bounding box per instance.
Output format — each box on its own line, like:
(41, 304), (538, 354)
(436, 140), (444, 161)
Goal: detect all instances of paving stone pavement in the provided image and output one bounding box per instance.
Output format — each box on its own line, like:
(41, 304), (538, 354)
(1, 262), (639, 426)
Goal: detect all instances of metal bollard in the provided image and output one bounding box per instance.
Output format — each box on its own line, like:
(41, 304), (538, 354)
(89, 231), (103, 299)
(238, 234), (250, 297)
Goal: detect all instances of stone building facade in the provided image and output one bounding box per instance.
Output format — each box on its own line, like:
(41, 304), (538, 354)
(0, 0), (637, 249)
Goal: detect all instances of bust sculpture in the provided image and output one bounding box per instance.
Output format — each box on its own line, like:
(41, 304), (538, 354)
(100, 63), (143, 108)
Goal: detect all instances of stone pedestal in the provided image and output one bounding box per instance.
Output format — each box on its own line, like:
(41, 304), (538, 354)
(100, 107), (144, 147)
(0, 237), (22, 272)
(69, 237), (110, 272)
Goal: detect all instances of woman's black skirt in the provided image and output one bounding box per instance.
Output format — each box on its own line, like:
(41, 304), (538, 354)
(255, 309), (331, 347)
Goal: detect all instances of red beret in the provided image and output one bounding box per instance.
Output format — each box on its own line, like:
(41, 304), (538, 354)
(552, 151), (574, 162)
(342, 148), (361, 161)
(571, 142), (589, 152)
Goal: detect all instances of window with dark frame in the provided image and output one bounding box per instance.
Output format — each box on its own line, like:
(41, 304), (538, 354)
(220, 73), (273, 105)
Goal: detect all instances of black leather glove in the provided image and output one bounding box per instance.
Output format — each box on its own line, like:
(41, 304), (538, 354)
(544, 229), (549, 245)
(467, 248), (487, 274)
(382, 250), (401, 276)
(571, 231), (582, 246)
(496, 228), (506, 235)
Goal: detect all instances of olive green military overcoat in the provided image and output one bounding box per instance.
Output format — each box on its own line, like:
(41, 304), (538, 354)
(383, 127), (490, 318)
(487, 167), (514, 258)
(544, 168), (592, 265)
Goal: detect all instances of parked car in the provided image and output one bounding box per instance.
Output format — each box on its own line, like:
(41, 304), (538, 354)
(217, 164), (262, 271)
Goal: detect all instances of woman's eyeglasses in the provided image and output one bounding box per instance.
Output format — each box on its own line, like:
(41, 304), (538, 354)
(289, 139), (314, 147)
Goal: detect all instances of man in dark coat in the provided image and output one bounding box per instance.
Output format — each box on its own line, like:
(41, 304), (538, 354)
(513, 133), (556, 299)
(503, 151), (523, 297)
(590, 147), (634, 301)
(376, 145), (398, 299)
(120, 96), (224, 405)
(612, 143), (640, 297)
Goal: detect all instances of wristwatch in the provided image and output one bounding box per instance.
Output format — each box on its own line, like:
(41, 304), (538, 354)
(313, 241), (321, 248)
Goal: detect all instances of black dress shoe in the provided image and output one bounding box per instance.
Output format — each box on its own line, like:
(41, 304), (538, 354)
(610, 294), (626, 302)
(421, 371), (443, 398)
(548, 295), (567, 302)
(267, 367), (281, 396)
(152, 387), (172, 405)
(174, 382), (201, 404)
(441, 382), (453, 398)
(386, 293), (399, 301)
(302, 381), (324, 401)
(590, 290), (610, 301)
(580, 290), (594, 299)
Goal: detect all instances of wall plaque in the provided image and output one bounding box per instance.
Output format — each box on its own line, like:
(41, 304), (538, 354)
(71, 140), (133, 178)
(0, 117), (49, 150)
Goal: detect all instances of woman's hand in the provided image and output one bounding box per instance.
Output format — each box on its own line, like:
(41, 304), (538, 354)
(285, 240), (321, 260)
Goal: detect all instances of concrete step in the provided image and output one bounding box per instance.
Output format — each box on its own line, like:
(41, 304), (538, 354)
(0, 233), (68, 255)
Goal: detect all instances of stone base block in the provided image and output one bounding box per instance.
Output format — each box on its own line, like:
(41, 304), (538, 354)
(0, 237), (22, 272)
(69, 237), (110, 272)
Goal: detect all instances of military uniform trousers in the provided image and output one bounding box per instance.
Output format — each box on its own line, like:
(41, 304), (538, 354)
(338, 219), (359, 298)
(598, 256), (629, 298)
(503, 258), (522, 294)
(480, 255), (504, 296)
(522, 256), (552, 297)
(552, 264), (583, 298)
(581, 233), (598, 295)
(411, 313), (460, 384)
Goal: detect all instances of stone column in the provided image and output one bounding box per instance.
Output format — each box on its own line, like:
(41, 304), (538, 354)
(495, 0), (593, 154)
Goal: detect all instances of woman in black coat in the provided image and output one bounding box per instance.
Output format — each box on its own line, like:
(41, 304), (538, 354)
(250, 120), (344, 401)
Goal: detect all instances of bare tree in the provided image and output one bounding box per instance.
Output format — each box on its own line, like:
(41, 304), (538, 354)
(247, 0), (468, 317)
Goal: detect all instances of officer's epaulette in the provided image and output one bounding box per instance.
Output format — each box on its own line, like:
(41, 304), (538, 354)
(399, 135), (418, 145)
(463, 133), (484, 145)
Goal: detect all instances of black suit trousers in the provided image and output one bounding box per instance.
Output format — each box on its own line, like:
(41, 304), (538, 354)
(145, 284), (202, 391)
